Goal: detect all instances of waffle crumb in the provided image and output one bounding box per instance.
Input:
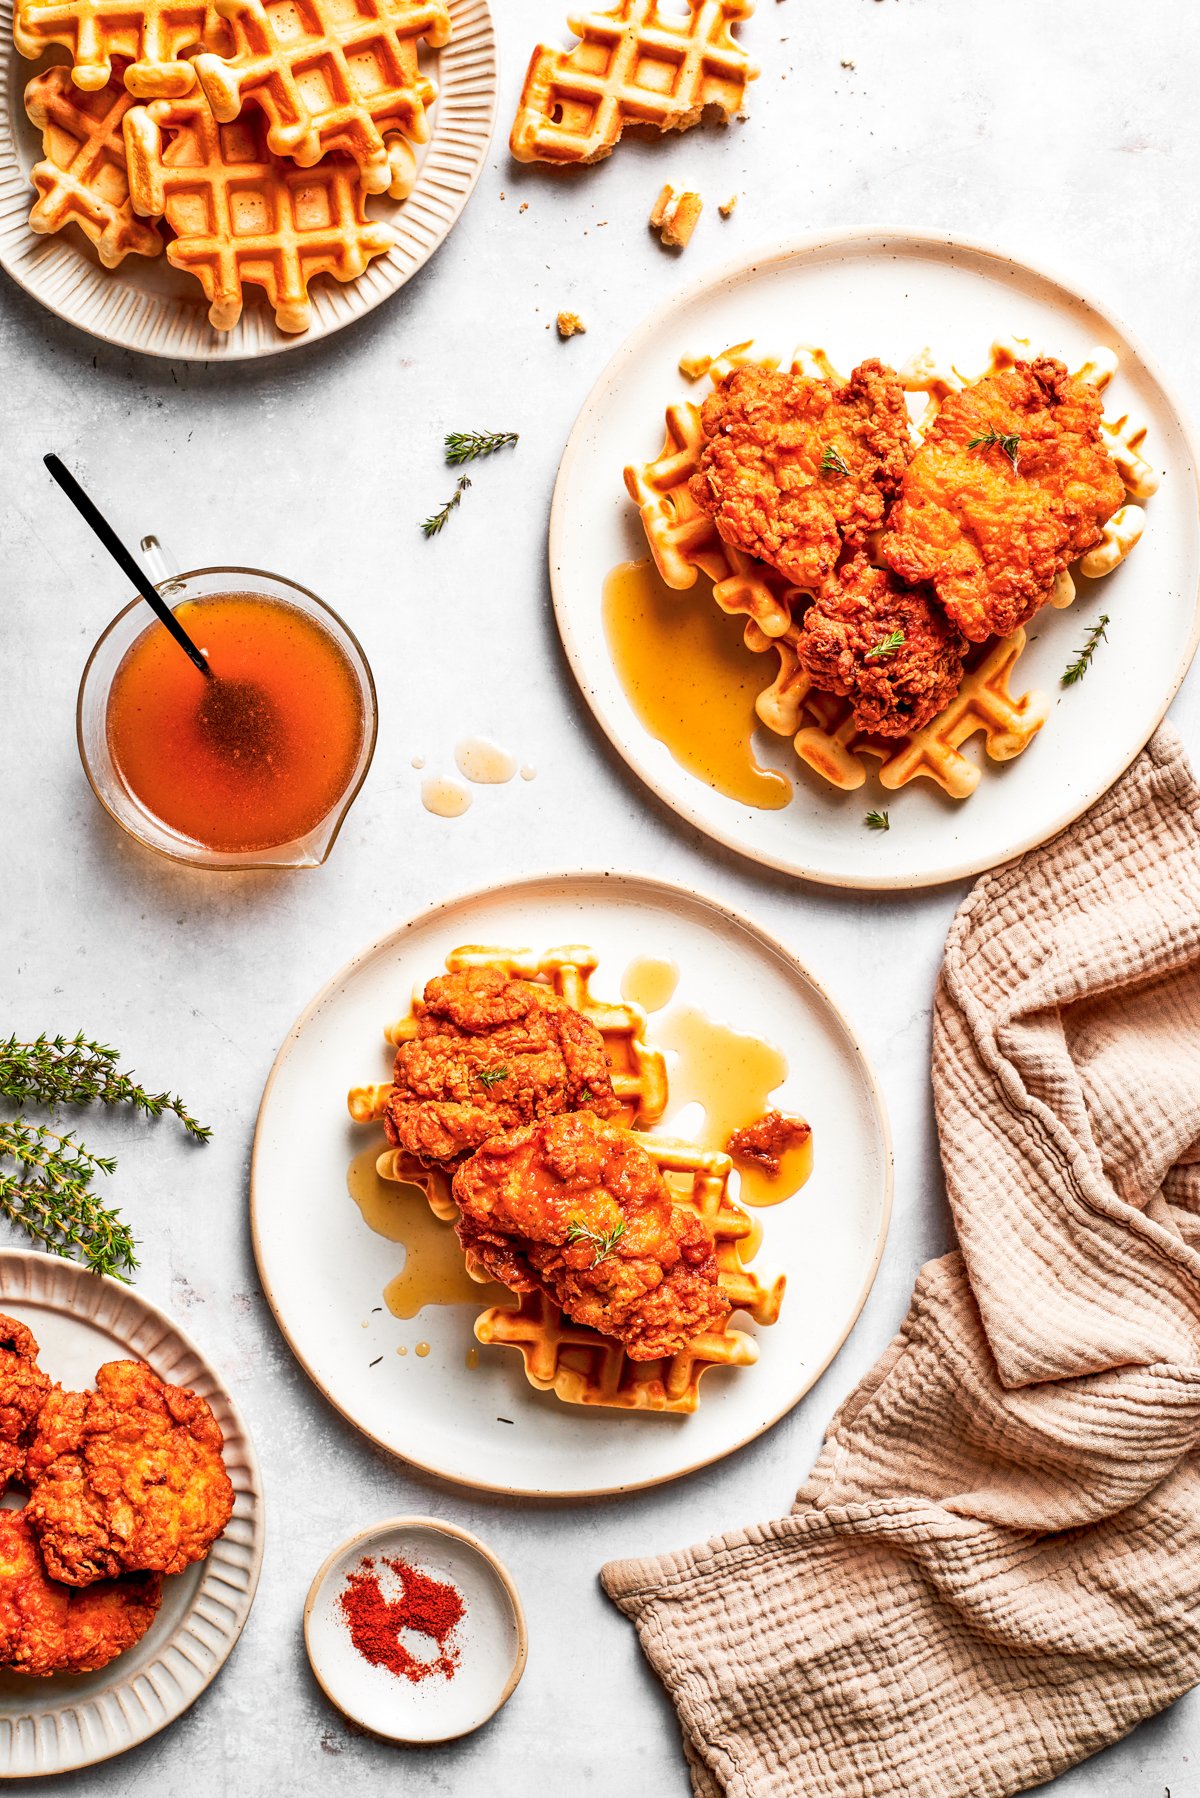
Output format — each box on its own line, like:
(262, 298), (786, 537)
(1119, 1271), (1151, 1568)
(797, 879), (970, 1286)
(557, 310), (586, 338)
(719, 193), (738, 217)
(650, 185), (703, 249)
(679, 352), (714, 381)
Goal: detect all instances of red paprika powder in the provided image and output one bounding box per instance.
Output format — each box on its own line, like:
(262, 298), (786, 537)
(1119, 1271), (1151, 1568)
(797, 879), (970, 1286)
(339, 1555), (466, 1684)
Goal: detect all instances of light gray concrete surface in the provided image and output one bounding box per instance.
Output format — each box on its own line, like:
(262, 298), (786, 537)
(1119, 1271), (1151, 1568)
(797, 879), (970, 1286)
(2, 1), (1199, 1792)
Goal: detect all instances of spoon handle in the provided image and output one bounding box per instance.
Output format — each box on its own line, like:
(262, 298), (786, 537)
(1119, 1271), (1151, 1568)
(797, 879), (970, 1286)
(44, 455), (212, 680)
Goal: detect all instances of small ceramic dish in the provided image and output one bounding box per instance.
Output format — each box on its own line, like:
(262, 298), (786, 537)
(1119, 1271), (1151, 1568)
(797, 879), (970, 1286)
(303, 1517), (527, 1744)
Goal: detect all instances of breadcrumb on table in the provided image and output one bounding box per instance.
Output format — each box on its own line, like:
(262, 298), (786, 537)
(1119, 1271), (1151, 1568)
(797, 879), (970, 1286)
(650, 185), (703, 248)
(557, 310), (586, 338)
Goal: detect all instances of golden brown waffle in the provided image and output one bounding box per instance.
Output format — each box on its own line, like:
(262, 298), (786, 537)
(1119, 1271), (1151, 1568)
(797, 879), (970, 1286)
(347, 943), (671, 1220)
(509, 0), (757, 167)
(24, 65), (163, 266)
(625, 337), (1152, 799)
(471, 1138), (784, 1413)
(193, 0), (449, 198)
(123, 91), (396, 331)
(14, 0), (211, 98)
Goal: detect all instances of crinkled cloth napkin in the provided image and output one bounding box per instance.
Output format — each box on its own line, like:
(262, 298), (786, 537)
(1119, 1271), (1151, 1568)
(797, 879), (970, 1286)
(602, 725), (1200, 1798)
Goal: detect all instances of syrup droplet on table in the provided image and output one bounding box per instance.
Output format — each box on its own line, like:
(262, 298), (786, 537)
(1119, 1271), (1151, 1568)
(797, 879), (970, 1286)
(621, 955), (680, 1014)
(454, 737), (518, 784)
(415, 1341), (431, 1359)
(602, 559), (792, 811)
(421, 776), (472, 818)
(520, 764), (537, 782)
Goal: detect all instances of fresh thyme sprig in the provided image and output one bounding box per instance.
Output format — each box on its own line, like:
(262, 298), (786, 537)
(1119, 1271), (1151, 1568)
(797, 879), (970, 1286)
(968, 427), (1021, 472)
(0, 1122), (136, 1277)
(0, 1034), (210, 1139)
(821, 445), (851, 477)
(421, 474), (471, 538)
(444, 430), (519, 466)
(565, 1216), (626, 1268)
(476, 1065), (509, 1090)
(865, 809), (890, 831)
(1060, 614), (1110, 687)
(866, 629), (906, 662)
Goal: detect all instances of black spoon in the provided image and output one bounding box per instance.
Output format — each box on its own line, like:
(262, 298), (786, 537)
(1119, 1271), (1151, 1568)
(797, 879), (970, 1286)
(44, 454), (213, 680)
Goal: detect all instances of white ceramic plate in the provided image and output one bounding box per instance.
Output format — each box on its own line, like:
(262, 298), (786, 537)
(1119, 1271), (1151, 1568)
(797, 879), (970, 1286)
(304, 1516), (526, 1742)
(0, 0), (496, 358)
(251, 871), (892, 1497)
(550, 230), (1200, 890)
(0, 1249), (264, 1777)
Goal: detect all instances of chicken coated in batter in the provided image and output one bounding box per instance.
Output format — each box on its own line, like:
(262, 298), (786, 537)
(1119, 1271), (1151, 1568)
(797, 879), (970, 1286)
(0, 1314), (50, 1493)
(883, 357), (1125, 642)
(0, 1510), (161, 1676)
(689, 360), (913, 590)
(452, 1111), (730, 1361)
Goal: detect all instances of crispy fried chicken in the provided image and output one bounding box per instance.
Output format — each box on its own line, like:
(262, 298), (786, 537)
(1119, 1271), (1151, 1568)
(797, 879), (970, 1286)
(883, 357), (1126, 642)
(726, 1111), (812, 1180)
(0, 1314), (50, 1493)
(689, 360), (913, 590)
(794, 555), (966, 736)
(385, 968), (620, 1166)
(0, 1510), (161, 1676)
(452, 1110), (730, 1360)
(25, 1361), (234, 1585)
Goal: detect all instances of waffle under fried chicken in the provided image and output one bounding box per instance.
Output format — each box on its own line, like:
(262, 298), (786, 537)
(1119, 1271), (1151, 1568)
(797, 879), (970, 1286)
(25, 1360), (234, 1585)
(883, 356), (1126, 642)
(453, 1110), (731, 1361)
(690, 359), (913, 591)
(384, 967), (621, 1166)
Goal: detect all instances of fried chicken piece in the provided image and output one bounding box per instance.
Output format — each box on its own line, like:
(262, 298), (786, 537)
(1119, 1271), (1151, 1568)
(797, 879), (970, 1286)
(0, 1510), (161, 1676)
(726, 1111), (812, 1181)
(24, 1361), (234, 1586)
(385, 968), (620, 1166)
(795, 555), (966, 737)
(0, 1314), (51, 1493)
(689, 360), (913, 590)
(452, 1111), (730, 1361)
(883, 357), (1126, 642)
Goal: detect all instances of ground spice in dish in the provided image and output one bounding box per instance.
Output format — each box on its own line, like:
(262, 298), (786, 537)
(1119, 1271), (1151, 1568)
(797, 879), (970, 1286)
(338, 1555), (466, 1684)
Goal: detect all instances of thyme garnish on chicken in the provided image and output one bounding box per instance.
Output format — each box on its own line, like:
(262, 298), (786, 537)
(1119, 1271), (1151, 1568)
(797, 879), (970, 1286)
(475, 1065), (510, 1090)
(866, 628), (906, 662)
(968, 427), (1021, 472)
(565, 1216), (627, 1268)
(421, 474), (471, 537)
(0, 1034), (209, 1278)
(444, 430), (519, 465)
(821, 444), (852, 477)
(1060, 614), (1110, 686)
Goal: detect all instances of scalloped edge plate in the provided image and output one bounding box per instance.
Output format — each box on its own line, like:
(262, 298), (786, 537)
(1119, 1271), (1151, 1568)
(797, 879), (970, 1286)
(0, 1250), (264, 1776)
(0, 0), (496, 358)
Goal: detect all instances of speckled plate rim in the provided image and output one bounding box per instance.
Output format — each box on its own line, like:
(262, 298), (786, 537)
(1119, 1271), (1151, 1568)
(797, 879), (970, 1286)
(303, 1514), (527, 1742)
(0, 1249), (265, 1778)
(0, 0), (496, 359)
(548, 226), (1200, 891)
(249, 868), (894, 1498)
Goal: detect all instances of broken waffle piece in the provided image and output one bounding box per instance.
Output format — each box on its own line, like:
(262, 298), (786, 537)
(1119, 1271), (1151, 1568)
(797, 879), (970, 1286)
(557, 309), (587, 338)
(24, 65), (163, 267)
(719, 192), (737, 216)
(650, 184), (702, 248)
(510, 0), (758, 167)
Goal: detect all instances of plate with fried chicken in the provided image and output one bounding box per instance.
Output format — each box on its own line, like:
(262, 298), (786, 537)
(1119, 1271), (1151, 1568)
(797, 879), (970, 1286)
(250, 872), (892, 1496)
(550, 230), (1200, 888)
(0, 1251), (262, 1776)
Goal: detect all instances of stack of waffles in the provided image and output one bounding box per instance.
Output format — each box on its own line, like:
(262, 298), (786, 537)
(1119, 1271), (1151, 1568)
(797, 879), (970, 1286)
(13, 0), (451, 331)
(348, 946), (786, 1414)
(626, 337), (1159, 800)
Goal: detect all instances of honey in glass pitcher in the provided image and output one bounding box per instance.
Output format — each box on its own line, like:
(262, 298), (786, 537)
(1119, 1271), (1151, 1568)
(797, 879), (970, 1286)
(105, 591), (367, 855)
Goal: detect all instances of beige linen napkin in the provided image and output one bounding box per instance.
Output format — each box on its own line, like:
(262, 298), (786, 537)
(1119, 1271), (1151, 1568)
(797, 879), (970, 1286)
(602, 724), (1200, 1798)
